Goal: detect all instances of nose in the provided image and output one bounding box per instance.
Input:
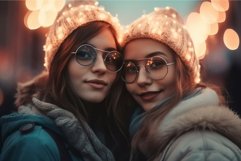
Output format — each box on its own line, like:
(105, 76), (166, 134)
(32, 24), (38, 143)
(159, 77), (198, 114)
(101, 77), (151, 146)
(91, 54), (107, 74)
(136, 66), (152, 87)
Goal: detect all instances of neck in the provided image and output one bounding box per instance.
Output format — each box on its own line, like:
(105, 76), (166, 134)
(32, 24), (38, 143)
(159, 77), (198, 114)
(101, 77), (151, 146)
(82, 100), (104, 123)
(82, 101), (105, 111)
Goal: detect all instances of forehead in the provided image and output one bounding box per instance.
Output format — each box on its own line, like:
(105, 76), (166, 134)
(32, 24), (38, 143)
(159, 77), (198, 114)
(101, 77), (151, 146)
(124, 38), (174, 60)
(88, 28), (117, 49)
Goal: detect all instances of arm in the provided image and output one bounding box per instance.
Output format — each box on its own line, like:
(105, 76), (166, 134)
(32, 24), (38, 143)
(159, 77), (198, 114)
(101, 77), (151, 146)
(159, 131), (241, 161)
(0, 126), (60, 161)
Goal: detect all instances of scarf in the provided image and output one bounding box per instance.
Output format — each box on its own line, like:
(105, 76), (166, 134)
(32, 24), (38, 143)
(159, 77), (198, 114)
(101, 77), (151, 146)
(129, 88), (202, 138)
(19, 98), (115, 161)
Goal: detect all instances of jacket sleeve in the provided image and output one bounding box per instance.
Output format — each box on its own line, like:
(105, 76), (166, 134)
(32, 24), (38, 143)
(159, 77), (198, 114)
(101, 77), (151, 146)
(159, 131), (241, 161)
(0, 125), (60, 161)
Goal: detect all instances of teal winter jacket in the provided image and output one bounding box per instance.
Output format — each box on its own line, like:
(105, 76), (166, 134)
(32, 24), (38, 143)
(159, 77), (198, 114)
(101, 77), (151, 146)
(0, 112), (82, 161)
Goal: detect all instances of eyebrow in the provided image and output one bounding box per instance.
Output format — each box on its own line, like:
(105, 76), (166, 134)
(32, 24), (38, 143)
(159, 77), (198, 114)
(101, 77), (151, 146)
(87, 43), (117, 51)
(145, 51), (168, 58)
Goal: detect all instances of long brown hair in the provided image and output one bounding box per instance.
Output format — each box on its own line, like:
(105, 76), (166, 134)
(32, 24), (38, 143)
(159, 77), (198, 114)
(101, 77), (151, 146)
(129, 45), (227, 159)
(130, 52), (198, 158)
(15, 22), (130, 158)
(33, 22), (116, 120)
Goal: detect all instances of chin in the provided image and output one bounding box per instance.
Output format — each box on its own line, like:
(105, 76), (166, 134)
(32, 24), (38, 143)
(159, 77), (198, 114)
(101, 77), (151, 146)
(88, 98), (105, 103)
(82, 95), (106, 103)
(77, 91), (107, 103)
(141, 102), (157, 111)
(142, 105), (153, 111)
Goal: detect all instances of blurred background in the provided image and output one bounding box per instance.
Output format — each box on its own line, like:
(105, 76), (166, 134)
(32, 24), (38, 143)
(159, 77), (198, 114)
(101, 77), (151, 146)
(0, 0), (240, 116)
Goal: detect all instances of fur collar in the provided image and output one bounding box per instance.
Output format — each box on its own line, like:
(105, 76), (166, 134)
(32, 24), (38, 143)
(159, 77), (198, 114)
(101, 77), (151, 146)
(160, 88), (219, 129)
(140, 88), (241, 157)
(158, 105), (241, 148)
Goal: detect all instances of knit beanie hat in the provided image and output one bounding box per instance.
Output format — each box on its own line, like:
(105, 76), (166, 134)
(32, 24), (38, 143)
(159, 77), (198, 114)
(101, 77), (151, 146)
(122, 7), (201, 84)
(43, 0), (122, 70)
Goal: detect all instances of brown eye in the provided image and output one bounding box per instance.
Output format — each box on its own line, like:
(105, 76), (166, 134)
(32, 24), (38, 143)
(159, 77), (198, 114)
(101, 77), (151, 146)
(74, 44), (96, 66)
(124, 62), (138, 73)
(148, 57), (166, 70)
(103, 51), (123, 71)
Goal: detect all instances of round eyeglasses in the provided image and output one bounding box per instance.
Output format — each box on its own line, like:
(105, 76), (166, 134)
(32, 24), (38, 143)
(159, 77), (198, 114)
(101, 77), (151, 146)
(71, 44), (124, 72)
(121, 56), (175, 83)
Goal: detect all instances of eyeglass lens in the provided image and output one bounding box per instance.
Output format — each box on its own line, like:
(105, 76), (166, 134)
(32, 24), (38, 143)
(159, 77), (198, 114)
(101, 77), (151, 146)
(122, 56), (169, 83)
(74, 44), (123, 72)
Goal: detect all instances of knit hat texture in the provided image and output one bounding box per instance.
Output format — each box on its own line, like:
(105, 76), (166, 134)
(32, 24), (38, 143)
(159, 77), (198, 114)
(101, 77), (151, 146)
(122, 7), (201, 83)
(43, 0), (122, 70)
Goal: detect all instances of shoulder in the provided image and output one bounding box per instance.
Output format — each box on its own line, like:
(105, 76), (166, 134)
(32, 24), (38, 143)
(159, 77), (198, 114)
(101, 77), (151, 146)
(160, 105), (241, 148)
(163, 131), (241, 161)
(0, 123), (60, 161)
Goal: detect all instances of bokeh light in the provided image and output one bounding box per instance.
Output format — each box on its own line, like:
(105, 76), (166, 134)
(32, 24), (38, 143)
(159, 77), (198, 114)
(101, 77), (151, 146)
(53, 0), (66, 11)
(25, 0), (43, 11)
(186, 12), (209, 44)
(194, 41), (207, 60)
(38, 9), (58, 27)
(217, 11), (226, 23)
(209, 22), (219, 35)
(200, 1), (219, 24)
(25, 11), (41, 30)
(211, 0), (229, 12)
(25, 0), (66, 29)
(184, 0), (239, 60)
(223, 28), (240, 50)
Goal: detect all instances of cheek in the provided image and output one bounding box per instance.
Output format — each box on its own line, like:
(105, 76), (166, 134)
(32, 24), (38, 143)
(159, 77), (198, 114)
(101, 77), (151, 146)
(163, 68), (177, 94)
(68, 59), (78, 76)
(165, 67), (176, 84)
(68, 60), (86, 86)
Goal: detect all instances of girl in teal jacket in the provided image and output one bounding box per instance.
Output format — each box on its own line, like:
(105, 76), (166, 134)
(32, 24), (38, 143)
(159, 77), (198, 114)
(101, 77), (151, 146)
(0, 1), (130, 161)
(121, 7), (241, 161)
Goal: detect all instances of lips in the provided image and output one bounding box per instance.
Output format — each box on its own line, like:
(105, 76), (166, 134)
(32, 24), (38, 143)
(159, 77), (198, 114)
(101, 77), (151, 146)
(138, 90), (162, 101)
(85, 79), (108, 89)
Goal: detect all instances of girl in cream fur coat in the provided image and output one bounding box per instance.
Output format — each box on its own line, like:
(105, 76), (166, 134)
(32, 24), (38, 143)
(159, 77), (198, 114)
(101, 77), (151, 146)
(121, 7), (241, 161)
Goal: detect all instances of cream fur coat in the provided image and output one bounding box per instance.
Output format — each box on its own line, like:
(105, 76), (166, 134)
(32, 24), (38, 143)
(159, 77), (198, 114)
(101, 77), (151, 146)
(134, 88), (241, 161)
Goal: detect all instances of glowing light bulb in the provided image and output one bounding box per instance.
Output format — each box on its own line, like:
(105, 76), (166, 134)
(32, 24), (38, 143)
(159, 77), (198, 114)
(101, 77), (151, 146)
(154, 7), (160, 12)
(185, 53), (191, 61)
(195, 76), (201, 83)
(172, 13), (177, 19)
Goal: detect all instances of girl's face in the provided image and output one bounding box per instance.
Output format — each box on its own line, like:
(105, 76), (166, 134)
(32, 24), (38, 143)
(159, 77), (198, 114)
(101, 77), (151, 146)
(68, 28), (118, 103)
(124, 39), (176, 111)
